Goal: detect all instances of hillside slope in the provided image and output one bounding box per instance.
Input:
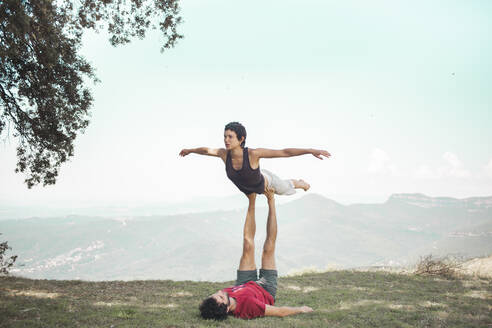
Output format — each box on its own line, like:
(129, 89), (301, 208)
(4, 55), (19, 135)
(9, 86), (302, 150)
(3, 193), (492, 281)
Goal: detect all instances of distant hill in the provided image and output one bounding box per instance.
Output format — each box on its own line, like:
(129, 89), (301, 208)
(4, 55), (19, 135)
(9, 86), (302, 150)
(2, 193), (491, 281)
(388, 193), (492, 209)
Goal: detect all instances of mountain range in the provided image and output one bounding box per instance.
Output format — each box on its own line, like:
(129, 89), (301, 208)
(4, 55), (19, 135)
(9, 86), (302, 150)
(1, 193), (491, 281)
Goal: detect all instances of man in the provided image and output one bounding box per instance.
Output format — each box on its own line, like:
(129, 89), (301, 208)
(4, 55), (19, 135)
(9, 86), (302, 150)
(199, 190), (314, 320)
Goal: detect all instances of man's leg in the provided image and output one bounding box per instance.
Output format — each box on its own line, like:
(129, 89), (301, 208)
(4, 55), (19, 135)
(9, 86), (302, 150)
(238, 193), (257, 271)
(261, 191), (277, 270)
(257, 190), (278, 298)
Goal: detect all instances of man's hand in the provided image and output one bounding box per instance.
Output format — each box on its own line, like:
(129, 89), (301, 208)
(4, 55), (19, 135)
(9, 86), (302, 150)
(300, 306), (313, 313)
(311, 149), (331, 160)
(264, 305), (314, 317)
(264, 187), (275, 202)
(179, 149), (191, 157)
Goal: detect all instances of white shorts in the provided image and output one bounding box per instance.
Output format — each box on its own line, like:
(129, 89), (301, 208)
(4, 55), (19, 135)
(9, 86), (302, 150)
(261, 169), (296, 196)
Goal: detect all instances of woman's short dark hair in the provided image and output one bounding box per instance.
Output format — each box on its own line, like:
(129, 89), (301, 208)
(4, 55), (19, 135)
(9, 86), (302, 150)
(225, 122), (247, 148)
(199, 297), (228, 320)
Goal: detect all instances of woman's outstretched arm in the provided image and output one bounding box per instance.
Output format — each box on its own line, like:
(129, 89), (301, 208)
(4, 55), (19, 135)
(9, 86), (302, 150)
(252, 148), (331, 160)
(179, 147), (226, 159)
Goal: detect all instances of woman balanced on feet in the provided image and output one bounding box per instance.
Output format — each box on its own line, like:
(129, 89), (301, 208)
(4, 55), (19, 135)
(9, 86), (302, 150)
(179, 122), (331, 198)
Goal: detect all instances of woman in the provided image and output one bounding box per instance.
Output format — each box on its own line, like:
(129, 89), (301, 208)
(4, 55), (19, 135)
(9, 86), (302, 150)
(179, 122), (331, 196)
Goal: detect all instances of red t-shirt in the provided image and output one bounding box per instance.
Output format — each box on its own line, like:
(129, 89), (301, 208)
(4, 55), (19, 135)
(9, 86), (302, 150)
(222, 281), (275, 319)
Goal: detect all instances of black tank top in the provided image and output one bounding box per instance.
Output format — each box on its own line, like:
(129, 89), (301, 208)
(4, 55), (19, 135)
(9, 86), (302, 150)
(226, 147), (265, 195)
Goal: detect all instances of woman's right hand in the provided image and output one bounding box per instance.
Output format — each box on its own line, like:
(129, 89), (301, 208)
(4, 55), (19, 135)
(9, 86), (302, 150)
(179, 149), (191, 157)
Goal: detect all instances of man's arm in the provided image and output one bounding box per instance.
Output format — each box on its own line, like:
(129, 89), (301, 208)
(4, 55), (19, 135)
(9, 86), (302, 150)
(252, 148), (331, 160)
(264, 305), (313, 317)
(179, 147), (226, 159)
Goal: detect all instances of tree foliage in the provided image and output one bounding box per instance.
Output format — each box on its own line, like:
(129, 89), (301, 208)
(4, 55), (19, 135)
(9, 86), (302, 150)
(0, 0), (182, 187)
(0, 234), (17, 275)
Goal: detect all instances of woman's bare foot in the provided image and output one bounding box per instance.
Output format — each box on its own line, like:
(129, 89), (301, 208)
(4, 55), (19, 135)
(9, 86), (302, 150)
(293, 179), (310, 191)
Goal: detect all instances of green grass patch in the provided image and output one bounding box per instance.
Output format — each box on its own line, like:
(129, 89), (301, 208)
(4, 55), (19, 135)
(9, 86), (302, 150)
(1, 271), (491, 327)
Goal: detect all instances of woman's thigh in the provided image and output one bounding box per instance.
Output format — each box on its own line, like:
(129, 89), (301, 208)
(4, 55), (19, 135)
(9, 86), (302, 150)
(262, 169), (296, 195)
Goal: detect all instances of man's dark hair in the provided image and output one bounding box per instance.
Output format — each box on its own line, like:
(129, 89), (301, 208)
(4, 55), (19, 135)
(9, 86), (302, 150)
(199, 297), (229, 321)
(225, 122), (247, 148)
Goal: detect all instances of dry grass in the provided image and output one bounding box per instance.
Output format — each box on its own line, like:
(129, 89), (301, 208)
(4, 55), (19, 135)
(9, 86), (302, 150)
(414, 254), (464, 278)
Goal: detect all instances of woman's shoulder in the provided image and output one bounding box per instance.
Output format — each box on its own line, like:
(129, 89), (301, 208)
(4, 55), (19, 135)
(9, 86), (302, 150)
(247, 147), (258, 153)
(247, 148), (262, 165)
(247, 147), (261, 157)
(221, 148), (229, 161)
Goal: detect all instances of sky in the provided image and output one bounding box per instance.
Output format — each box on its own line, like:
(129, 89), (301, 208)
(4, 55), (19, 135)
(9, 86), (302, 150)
(1, 0), (491, 207)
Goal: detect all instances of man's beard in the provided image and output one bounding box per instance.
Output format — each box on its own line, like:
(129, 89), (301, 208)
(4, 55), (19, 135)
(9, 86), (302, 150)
(226, 292), (231, 307)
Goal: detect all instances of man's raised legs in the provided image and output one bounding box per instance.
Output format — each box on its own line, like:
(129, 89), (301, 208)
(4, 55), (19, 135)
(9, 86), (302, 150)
(261, 190), (277, 270)
(239, 193), (257, 271)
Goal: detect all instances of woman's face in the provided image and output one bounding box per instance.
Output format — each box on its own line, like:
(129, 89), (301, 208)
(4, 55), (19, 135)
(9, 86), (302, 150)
(224, 129), (243, 150)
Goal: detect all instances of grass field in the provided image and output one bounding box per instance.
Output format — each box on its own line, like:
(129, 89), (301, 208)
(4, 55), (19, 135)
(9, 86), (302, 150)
(1, 270), (491, 327)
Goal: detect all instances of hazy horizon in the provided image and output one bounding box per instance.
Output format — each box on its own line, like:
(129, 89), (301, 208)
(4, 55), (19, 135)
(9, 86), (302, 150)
(2, 192), (491, 221)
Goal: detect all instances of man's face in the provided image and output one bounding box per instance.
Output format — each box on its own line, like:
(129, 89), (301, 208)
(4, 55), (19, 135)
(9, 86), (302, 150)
(211, 290), (230, 308)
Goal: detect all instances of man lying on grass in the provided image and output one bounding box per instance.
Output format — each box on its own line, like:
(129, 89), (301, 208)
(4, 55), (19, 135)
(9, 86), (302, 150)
(199, 189), (313, 320)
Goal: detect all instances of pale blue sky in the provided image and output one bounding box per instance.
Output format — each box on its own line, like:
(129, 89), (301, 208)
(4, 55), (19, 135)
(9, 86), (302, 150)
(1, 0), (491, 206)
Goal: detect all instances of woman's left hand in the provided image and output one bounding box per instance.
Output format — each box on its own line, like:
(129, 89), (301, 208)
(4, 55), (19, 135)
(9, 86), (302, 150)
(311, 149), (331, 160)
